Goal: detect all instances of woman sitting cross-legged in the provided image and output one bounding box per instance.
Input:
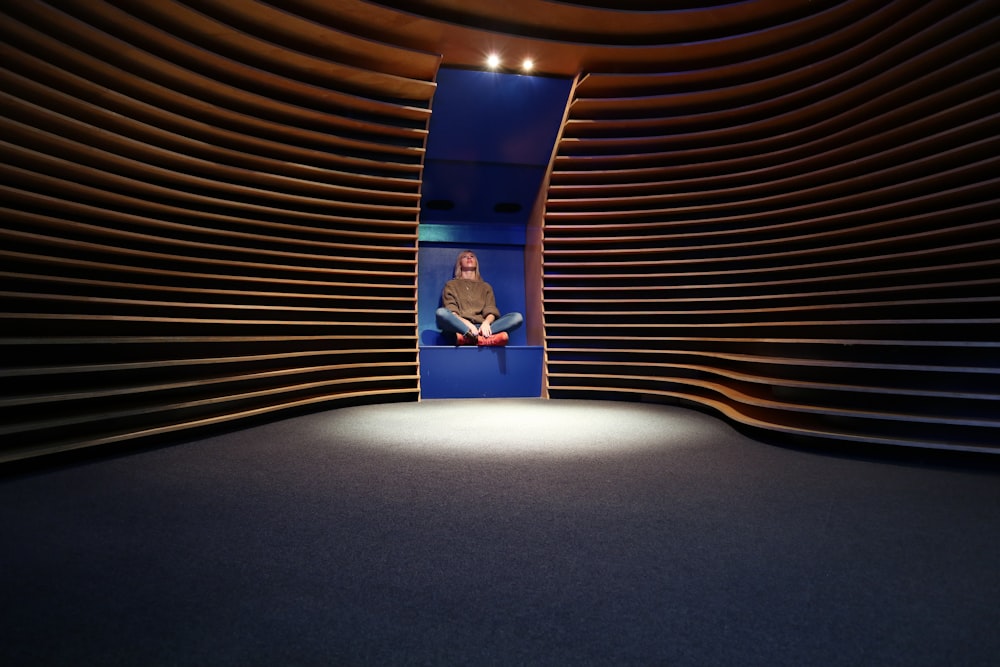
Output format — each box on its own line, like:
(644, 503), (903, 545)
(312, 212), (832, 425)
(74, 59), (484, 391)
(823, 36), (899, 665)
(435, 249), (523, 346)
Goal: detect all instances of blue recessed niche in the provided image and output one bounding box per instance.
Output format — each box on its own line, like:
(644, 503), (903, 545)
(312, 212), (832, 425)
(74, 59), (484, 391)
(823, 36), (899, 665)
(419, 68), (573, 399)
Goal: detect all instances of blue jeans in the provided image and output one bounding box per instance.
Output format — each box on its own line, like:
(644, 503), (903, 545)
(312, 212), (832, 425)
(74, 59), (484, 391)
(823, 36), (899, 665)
(435, 308), (523, 335)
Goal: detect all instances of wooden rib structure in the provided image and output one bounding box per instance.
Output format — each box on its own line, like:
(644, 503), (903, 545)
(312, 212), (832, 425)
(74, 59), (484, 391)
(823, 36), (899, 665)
(543, 1), (1000, 453)
(2, 0), (998, 460)
(0, 1), (436, 461)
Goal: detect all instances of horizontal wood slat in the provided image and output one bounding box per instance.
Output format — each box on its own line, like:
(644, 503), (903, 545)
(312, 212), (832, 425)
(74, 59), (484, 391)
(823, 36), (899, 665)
(0, 0), (437, 461)
(543, 1), (1000, 453)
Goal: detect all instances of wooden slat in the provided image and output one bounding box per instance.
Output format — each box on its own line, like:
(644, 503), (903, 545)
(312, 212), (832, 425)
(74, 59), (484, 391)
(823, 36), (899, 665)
(0, 0), (434, 461)
(542, 1), (1000, 453)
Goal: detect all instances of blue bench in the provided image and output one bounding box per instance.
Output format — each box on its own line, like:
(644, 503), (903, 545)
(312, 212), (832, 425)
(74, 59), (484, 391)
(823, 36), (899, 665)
(419, 345), (543, 399)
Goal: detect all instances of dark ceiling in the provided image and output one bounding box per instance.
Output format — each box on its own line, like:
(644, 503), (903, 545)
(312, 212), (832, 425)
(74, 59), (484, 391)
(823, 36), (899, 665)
(351, 0), (854, 73)
(269, 0), (858, 78)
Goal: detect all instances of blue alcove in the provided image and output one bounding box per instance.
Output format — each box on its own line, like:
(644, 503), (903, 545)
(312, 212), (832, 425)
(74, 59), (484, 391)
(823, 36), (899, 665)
(418, 243), (528, 348)
(419, 67), (572, 399)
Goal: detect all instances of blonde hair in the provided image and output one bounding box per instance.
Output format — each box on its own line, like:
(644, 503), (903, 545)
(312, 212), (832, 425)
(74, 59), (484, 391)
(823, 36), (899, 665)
(453, 249), (482, 280)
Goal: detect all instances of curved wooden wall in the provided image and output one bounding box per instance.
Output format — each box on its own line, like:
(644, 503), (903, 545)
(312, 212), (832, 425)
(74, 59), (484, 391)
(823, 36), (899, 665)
(0, 1), (437, 462)
(3, 0), (997, 460)
(543, 1), (1000, 453)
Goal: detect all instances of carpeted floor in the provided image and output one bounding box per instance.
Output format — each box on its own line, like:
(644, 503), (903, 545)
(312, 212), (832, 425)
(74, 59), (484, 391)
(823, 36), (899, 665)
(2, 398), (998, 666)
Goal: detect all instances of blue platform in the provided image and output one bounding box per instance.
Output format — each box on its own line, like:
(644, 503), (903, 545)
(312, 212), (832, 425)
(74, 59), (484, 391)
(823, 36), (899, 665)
(420, 346), (543, 399)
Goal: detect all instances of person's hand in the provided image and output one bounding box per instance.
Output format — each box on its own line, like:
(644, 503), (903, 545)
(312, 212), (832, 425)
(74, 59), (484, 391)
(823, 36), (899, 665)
(479, 321), (493, 337)
(460, 318), (479, 337)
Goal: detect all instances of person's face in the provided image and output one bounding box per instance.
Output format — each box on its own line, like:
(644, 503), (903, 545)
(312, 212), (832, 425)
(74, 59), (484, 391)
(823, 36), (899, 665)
(459, 252), (477, 271)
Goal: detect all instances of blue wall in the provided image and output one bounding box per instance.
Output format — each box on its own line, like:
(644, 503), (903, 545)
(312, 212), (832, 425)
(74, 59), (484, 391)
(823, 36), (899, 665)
(420, 67), (572, 232)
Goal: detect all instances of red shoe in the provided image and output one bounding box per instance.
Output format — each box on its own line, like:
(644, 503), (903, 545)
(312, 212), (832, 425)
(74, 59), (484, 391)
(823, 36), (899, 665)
(478, 332), (509, 347)
(456, 331), (477, 346)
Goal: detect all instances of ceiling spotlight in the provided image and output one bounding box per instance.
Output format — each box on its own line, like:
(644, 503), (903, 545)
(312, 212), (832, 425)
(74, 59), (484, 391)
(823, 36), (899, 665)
(486, 53), (501, 70)
(521, 58), (534, 72)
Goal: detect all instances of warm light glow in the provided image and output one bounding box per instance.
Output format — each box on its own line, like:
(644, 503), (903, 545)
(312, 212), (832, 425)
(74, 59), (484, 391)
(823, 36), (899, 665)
(521, 58), (534, 72)
(486, 53), (501, 70)
(317, 400), (706, 459)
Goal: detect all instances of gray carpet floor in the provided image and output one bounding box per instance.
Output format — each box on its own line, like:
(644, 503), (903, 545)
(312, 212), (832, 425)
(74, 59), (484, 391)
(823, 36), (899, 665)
(2, 398), (998, 666)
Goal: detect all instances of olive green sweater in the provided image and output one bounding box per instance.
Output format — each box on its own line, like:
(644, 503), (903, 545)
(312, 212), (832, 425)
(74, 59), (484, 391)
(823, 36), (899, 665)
(442, 278), (501, 324)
